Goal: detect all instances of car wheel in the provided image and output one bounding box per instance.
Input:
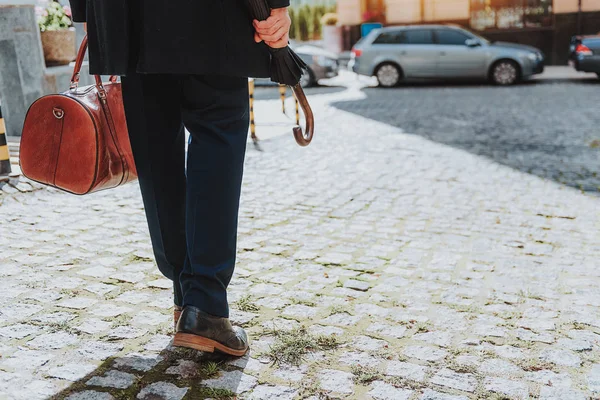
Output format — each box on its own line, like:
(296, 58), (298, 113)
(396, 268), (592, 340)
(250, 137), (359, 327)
(596, 73), (600, 80)
(300, 69), (315, 88)
(376, 63), (401, 88)
(491, 60), (520, 85)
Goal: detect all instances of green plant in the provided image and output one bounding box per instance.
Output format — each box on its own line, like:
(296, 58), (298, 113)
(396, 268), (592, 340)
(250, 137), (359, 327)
(289, 7), (296, 40)
(236, 295), (260, 312)
(351, 365), (381, 384)
(296, 6), (311, 41)
(320, 12), (338, 26)
(36, 1), (73, 32)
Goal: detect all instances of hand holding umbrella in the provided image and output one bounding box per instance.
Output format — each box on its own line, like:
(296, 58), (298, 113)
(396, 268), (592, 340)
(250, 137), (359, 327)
(250, 3), (314, 146)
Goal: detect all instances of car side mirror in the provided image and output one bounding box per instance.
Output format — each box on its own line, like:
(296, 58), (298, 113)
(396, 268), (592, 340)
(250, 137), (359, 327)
(465, 39), (481, 47)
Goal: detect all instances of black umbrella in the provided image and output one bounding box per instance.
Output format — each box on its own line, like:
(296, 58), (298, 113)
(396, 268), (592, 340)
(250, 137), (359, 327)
(248, 0), (314, 146)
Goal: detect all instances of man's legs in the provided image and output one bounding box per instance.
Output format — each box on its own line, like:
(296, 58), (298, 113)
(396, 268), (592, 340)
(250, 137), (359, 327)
(179, 75), (250, 318)
(121, 73), (188, 306)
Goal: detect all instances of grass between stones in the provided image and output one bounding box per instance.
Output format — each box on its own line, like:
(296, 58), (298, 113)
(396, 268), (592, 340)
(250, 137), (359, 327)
(262, 326), (341, 366)
(351, 365), (381, 384)
(235, 295), (260, 312)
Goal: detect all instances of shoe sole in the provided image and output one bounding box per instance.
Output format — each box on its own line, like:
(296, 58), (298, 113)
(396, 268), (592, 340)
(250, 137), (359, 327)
(173, 332), (248, 357)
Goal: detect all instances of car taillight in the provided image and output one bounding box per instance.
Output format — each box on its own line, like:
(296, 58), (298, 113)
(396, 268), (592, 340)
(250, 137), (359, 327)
(576, 43), (593, 56)
(352, 48), (362, 58)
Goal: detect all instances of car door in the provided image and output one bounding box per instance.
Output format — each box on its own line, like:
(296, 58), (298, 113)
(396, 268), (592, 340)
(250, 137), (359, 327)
(400, 29), (437, 78)
(434, 29), (487, 78)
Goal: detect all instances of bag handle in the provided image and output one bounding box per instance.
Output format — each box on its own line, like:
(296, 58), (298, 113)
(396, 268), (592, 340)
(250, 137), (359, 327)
(70, 35), (117, 90)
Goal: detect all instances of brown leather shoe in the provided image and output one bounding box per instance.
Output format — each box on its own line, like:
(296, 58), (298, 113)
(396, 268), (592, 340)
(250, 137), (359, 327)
(173, 306), (249, 357)
(174, 305), (183, 330)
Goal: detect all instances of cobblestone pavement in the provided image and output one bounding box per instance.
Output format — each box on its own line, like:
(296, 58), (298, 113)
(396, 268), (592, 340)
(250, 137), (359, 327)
(332, 77), (600, 194)
(1, 80), (600, 400)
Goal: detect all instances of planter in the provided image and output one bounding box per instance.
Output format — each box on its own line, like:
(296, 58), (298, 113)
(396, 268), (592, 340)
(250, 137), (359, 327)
(322, 25), (343, 54)
(41, 28), (76, 66)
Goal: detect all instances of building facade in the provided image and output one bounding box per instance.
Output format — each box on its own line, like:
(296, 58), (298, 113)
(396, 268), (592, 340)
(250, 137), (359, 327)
(337, 0), (600, 64)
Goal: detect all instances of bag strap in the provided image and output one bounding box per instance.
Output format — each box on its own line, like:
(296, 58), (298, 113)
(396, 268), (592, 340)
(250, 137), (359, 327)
(70, 35), (117, 90)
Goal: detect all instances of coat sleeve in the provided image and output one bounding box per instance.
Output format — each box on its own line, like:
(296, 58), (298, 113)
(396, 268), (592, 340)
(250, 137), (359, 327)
(69, 0), (87, 22)
(266, 0), (289, 9)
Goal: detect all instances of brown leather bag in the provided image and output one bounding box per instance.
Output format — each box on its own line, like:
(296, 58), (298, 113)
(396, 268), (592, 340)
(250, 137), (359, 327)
(20, 35), (137, 195)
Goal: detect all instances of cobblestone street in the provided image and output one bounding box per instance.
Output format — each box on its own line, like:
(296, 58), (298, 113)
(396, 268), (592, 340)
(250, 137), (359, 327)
(1, 78), (600, 400)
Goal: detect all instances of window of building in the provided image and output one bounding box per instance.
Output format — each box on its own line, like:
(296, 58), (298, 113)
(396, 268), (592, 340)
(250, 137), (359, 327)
(435, 29), (471, 45)
(471, 0), (553, 30)
(405, 30), (434, 45)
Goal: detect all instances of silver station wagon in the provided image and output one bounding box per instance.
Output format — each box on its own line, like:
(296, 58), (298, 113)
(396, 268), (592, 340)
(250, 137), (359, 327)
(350, 24), (545, 87)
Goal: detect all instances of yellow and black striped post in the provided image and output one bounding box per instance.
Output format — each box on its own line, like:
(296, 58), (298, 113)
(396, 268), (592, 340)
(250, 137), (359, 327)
(248, 78), (258, 143)
(278, 84), (286, 114)
(0, 105), (12, 178)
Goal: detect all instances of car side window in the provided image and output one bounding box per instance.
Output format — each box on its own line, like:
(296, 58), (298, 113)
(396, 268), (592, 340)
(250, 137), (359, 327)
(435, 29), (471, 46)
(404, 30), (434, 45)
(373, 31), (405, 45)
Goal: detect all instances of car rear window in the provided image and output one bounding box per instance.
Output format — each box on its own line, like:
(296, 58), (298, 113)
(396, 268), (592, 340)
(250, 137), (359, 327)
(373, 31), (405, 45)
(435, 29), (470, 45)
(404, 30), (434, 45)
(583, 38), (600, 48)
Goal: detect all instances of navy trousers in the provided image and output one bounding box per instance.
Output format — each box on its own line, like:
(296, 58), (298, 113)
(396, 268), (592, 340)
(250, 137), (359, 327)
(121, 73), (249, 318)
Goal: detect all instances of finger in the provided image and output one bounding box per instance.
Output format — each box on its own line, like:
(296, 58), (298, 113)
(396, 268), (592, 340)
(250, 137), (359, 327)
(257, 25), (288, 43)
(266, 36), (289, 49)
(254, 32), (262, 43)
(257, 18), (285, 36)
(256, 15), (278, 30)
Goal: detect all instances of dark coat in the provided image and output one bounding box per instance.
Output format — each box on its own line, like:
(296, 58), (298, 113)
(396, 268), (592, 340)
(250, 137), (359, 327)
(68, 0), (289, 77)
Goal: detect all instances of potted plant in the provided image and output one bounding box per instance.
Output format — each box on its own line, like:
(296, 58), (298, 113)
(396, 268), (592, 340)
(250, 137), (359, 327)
(36, 0), (76, 66)
(321, 13), (342, 54)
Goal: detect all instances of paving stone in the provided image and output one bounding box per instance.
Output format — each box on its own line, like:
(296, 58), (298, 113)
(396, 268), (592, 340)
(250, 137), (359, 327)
(78, 341), (124, 361)
(309, 324), (345, 336)
(137, 382), (188, 400)
(385, 361), (427, 382)
(144, 334), (173, 352)
(525, 370), (572, 387)
(90, 304), (132, 318)
(1, 303), (43, 320)
(539, 386), (587, 400)
(46, 363), (97, 381)
(431, 368), (477, 393)
(539, 349), (581, 367)
(355, 303), (389, 317)
(368, 380), (412, 400)
(246, 385), (298, 400)
(339, 352), (381, 368)
(131, 311), (170, 326)
(352, 335), (388, 351)
(344, 279), (371, 291)
(321, 313), (362, 326)
(85, 283), (118, 296)
(413, 331), (453, 348)
(478, 358), (523, 378)
(76, 318), (112, 334)
(27, 332), (79, 350)
(116, 291), (152, 305)
(65, 391), (115, 400)
(165, 360), (199, 379)
(272, 365), (307, 382)
(420, 389), (469, 400)
(78, 266), (116, 278)
(114, 353), (163, 372)
(108, 326), (148, 340)
(0, 349), (53, 370)
(404, 346), (448, 362)
(57, 298), (98, 310)
(147, 279), (172, 289)
(203, 370), (258, 394)
(366, 323), (407, 338)
(319, 369), (354, 394)
(484, 377), (528, 399)
(32, 312), (76, 325)
(0, 323), (42, 339)
(557, 337), (592, 351)
(588, 364), (600, 392)
(86, 370), (136, 389)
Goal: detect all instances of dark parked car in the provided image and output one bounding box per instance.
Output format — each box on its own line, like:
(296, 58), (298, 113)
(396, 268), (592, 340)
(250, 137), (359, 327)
(350, 24), (545, 87)
(569, 35), (600, 78)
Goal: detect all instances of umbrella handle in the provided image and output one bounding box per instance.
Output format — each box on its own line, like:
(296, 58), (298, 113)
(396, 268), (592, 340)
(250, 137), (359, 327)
(291, 84), (314, 147)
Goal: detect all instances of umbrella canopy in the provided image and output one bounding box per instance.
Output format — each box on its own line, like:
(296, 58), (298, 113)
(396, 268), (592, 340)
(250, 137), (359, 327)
(248, 0), (314, 146)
